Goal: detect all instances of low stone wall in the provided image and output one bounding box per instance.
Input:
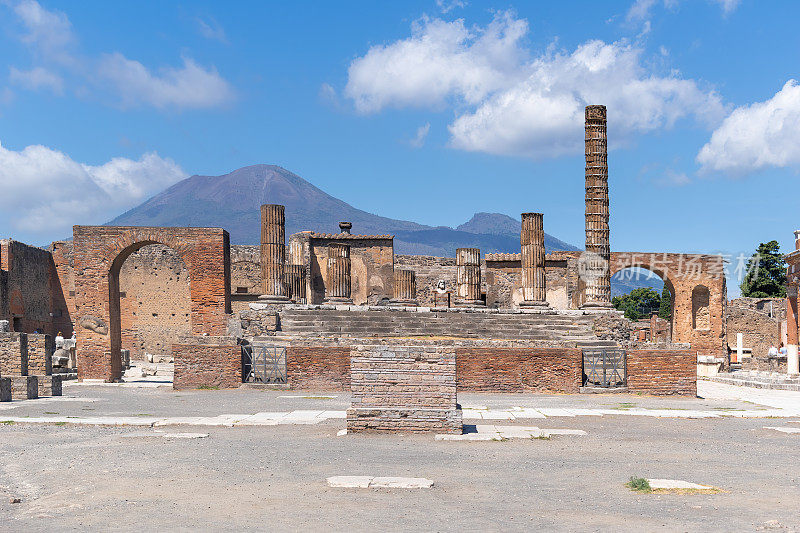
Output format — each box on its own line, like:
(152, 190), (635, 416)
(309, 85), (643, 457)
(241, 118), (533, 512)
(11, 375), (37, 399)
(347, 344), (462, 433)
(742, 356), (786, 373)
(286, 346), (350, 391)
(0, 332), (28, 376)
(37, 375), (62, 397)
(626, 349), (696, 396)
(172, 337), (242, 390)
(238, 310), (278, 337)
(456, 347), (582, 393)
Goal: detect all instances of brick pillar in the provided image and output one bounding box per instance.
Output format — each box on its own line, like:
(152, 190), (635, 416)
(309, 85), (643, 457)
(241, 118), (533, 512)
(581, 105), (613, 309)
(285, 265), (306, 304)
(391, 269), (418, 306)
(259, 205), (289, 303)
(455, 248), (484, 306)
(520, 212), (548, 308)
(325, 244), (353, 304)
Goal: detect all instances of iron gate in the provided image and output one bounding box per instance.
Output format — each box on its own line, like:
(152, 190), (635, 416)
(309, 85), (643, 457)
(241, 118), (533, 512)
(242, 344), (287, 384)
(582, 348), (626, 388)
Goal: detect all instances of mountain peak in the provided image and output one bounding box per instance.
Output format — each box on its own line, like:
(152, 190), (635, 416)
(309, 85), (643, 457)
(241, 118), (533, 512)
(107, 165), (579, 255)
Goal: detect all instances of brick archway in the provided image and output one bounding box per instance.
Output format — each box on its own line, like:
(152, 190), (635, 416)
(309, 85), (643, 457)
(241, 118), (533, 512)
(609, 252), (726, 356)
(73, 226), (231, 381)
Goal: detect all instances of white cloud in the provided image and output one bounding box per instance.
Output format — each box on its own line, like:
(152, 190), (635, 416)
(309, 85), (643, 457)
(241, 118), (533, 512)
(97, 53), (235, 109)
(0, 141), (186, 235)
(196, 16), (227, 43)
(9, 66), (63, 94)
(345, 12), (528, 113)
(712, 0), (740, 14)
(345, 13), (723, 158)
(697, 80), (800, 175)
(7, 1), (234, 111)
(13, 0), (75, 64)
(409, 123), (431, 148)
(436, 0), (466, 14)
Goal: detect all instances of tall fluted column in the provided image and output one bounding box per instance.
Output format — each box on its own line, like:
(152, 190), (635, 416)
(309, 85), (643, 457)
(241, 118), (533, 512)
(324, 244), (353, 304)
(581, 105), (612, 309)
(259, 204), (289, 302)
(520, 212), (548, 307)
(391, 269), (418, 306)
(455, 248), (484, 306)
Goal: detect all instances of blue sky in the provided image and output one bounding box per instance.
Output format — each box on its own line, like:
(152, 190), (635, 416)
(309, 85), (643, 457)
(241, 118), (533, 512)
(1, 0), (798, 296)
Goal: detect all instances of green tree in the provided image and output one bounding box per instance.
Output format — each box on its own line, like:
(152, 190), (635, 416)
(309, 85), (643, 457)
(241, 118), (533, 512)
(740, 240), (787, 298)
(658, 285), (672, 320)
(612, 287), (662, 321)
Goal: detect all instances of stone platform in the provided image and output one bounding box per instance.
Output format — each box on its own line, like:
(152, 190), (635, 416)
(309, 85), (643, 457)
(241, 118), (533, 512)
(708, 370), (800, 391)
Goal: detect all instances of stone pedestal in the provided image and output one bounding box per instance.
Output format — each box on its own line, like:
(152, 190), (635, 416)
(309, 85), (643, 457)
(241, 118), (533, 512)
(0, 378), (10, 402)
(259, 204), (290, 303)
(581, 105), (613, 309)
(347, 345), (462, 433)
(11, 375), (37, 400)
(520, 212), (548, 307)
(38, 375), (62, 397)
(391, 269), (418, 306)
(788, 345), (799, 377)
(285, 264), (306, 303)
(324, 244), (353, 304)
(455, 248), (484, 306)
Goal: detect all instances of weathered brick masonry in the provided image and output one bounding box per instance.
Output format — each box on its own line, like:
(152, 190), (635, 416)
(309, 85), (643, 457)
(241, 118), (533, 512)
(11, 375), (37, 399)
(456, 347), (582, 393)
(26, 333), (53, 375)
(286, 346), (350, 390)
(626, 349), (696, 396)
(73, 226), (231, 381)
(37, 375), (62, 397)
(0, 332), (28, 376)
(172, 337), (241, 389)
(347, 345), (462, 433)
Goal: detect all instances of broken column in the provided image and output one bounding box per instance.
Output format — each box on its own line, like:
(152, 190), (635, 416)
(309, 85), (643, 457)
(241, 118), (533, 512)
(581, 105), (613, 309)
(324, 243), (353, 304)
(520, 212), (548, 308)
(259, 204), (289, 302)
(391, 269), (418, 306)
(455, 248), (484, 306)
(285, 265), (306, 303)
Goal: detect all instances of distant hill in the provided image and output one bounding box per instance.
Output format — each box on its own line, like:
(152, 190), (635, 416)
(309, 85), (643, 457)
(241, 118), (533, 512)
(108, 164), (580, 256)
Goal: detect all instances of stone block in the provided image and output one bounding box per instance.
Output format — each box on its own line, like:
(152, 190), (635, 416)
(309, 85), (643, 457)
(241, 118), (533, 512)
(0, 332), (28, 376)
(0, 377), (10, 401)
(37, 375), (62, 397)
(11, 375), (38, 400)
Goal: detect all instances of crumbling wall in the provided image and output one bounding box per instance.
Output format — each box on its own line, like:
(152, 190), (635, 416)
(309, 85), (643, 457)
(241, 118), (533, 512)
(1, 240), (61, 335)
(726, 305), (779, 358)
(118, 244), (192, 358)
(395, 255), (457, 306)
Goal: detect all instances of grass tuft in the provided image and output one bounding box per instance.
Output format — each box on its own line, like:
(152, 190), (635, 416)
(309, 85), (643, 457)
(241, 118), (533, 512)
(198, 385), (219, 390)
(625, 476), (652, 493)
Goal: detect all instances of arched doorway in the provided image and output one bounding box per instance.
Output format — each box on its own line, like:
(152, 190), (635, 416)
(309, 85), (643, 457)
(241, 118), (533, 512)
(610, 266), (674, 343)
(73, 226), (231, 381)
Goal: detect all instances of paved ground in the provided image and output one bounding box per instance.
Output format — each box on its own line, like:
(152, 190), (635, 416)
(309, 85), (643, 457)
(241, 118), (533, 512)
(1, 381), (799, 531)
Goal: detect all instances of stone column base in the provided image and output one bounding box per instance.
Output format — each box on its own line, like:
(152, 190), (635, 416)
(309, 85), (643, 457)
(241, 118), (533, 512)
(0, 378), (10, 402)
(11, 376), (38, 400)
(346, 407), (462, 433)
(324, 297), (354, 305)
(580, 301), (614, 310)
(38, 375), (63, 397)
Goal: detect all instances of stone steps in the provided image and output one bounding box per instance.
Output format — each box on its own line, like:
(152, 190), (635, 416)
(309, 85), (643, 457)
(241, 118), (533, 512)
(276, 309), (614, 347)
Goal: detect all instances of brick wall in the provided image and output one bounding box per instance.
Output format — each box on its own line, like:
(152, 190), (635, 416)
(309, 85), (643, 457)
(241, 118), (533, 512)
(73, 226), (231, 381)
(347, 344), (462, 433)
(0, 332), (28, 376)
(286, 346), (350, 390)
(726, 305), (779, 358)
(27, 333), (53, 375)
(626, 349), (696, 396)
(456, 347), (582, 393)
(172, 337), (241, 389)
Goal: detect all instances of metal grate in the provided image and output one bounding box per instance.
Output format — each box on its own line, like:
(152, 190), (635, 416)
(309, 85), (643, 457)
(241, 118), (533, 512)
(242, 344), (287, 384)
(582, 348), (626, 388)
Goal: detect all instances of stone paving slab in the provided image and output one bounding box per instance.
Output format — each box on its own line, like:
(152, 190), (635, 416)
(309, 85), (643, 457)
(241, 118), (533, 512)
(764, 426), (800, 434)
(435, 425), (587, 441)
(326, 476), (434, 489)
(647, 479), (714, 490)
